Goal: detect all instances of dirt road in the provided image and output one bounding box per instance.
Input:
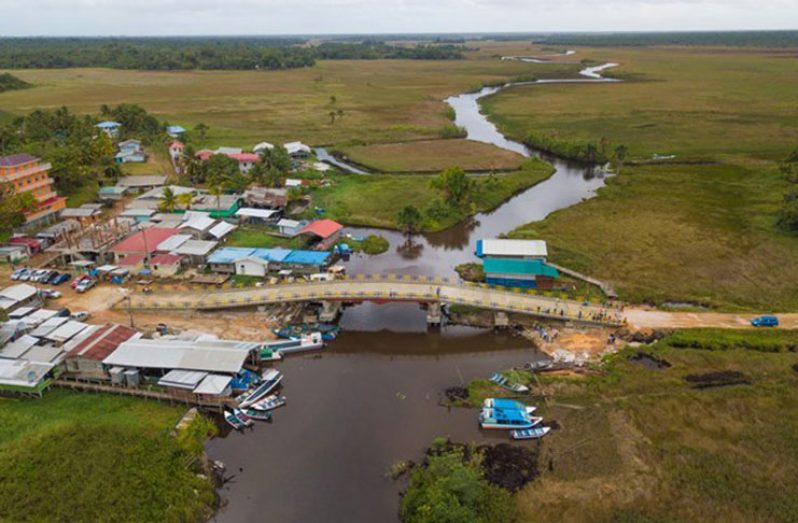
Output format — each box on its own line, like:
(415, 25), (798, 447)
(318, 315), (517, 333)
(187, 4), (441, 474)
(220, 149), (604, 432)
(624, 309), (798, 330)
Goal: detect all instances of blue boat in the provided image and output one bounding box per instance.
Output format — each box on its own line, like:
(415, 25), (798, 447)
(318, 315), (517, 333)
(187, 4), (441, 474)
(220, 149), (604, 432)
(512, 426), (551, 440)
(479, 408), (541, 430)
(483, 398), (537, 415)
(238, 369), (283, 408)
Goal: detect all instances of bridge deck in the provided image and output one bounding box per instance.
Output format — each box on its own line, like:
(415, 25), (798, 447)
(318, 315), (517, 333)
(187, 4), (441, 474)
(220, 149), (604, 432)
(123, 275), (624, 327)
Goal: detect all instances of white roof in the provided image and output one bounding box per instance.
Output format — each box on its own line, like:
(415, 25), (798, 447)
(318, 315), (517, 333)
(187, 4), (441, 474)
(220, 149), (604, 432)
(0, 358), (54, 388)
(193, 374), (232, 395)
(0, 284), (37, 303)
(30, 316), (69, 338)
(8, 306), (37, 319)
(236, 208), (278, 219)
(96, 264), (119, 273)
(253, 142), (274, 152)
(117, 175), (166, 188)
(23, 344), (65, 365)
(120, 208), (156, 217)
(136, 185), (194, 201)
(312, 162), (331, 172)
(0, 335), (39, 359)
(158, 369), (208, 390)
(156, 234), (191, 252)
(215, 146), (242, 155)
(179, 212), (217, 233)
(284, 141), (311, 155)
(45, 321), (89, 344)
(102, 338), (249, 373)
(277, 218), (300, 228)
(173, 239), (218, 256)
(285, 178), (303, 187)
(209, 221), (237, 239)
(24, 309), (58, 329)
(60, 208), (100, 218)
(479, 239), (548, 258)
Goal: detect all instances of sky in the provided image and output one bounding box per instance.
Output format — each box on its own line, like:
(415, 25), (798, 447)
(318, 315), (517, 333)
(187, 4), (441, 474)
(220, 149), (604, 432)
(0, 0), (796, 36)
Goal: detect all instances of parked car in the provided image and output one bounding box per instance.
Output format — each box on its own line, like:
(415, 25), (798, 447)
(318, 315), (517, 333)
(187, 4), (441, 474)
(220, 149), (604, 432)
(10, 268), (28, 280)
(52, 273), (72, 286)
(28, 269), (46, 282)
(45, 271), (61, 285)
(39, 289), (62, 300)
(71, 274), (90, 289)
(70, 311), (90, 321)
(76, 278), (97, 293)
(751, 315), (779, 327)
(55, 307), (71, 317)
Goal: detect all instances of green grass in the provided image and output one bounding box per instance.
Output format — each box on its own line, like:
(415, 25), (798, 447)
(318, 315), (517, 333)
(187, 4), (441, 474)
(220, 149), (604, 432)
(64, 178), (99, 207)
(311, 158), (554, 231)
(458, 330), (798, 522)
(227, 226), (309, 249)
(340, 234), (390, 255)
(510, 162), (798, 310)
(0, 390), (216, 522)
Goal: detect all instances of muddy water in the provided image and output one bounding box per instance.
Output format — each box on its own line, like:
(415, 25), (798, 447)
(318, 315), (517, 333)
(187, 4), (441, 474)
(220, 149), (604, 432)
(208, 63), (619, 522)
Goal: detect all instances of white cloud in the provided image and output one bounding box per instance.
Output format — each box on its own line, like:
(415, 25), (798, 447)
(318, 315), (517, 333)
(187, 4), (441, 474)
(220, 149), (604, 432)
(0, 0), (795, 35)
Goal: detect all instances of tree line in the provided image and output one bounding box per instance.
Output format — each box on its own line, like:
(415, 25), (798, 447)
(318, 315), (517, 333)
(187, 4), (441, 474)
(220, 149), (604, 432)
(535, 30), (798, 48)
(0, 38), (464, 70)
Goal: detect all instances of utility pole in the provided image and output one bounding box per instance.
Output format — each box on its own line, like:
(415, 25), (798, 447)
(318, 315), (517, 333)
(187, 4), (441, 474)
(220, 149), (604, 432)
(126, 295), (134, 328)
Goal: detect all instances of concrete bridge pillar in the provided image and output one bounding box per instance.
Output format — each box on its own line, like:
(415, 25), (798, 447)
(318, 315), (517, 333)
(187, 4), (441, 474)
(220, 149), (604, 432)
(494, 311), (509, 329)
(319, 301), (342, 322)
(426, 301), (442, 326)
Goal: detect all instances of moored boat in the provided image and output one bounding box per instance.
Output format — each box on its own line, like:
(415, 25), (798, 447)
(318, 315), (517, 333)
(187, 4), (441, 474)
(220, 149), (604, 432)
(224, 409), (247, 430)
(233, 408), (254, 427)
(490, 372), (530, 394)
(242, 408), (273, 422)
(260, 347), (283, 362)
(263, 332), (324, 354)
(238, 369), (283, 407)
(251, 394), (286, 412)
(479, 408), (540, 430)
(483, 398), (537, 415)
(511, 426), (551, 440)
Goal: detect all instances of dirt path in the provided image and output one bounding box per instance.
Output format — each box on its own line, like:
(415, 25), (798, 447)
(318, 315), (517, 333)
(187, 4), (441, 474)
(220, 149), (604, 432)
(624, 309), (798, 330)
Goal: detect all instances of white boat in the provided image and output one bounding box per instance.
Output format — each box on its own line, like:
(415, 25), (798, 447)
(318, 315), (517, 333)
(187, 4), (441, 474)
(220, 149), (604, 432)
(482, 398), (536, 415)
(512, 426), (551, 440)
(233, 408), (254, 427)
(263, 332), (324, 354)
(479, 408), (542, 430)
(251, 394), (287, 412)
(490, 372), (530, 394)
(238, 369), (283, 408)
(224, 409), (247, 430)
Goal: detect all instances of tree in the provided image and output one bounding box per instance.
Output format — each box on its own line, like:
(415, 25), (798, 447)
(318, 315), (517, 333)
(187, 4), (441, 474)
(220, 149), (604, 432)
(336, 109), (344, 121)
(159, 186), (177, 212)
(206, 154), (246, 192)
(195, 122), (209, 140)
(261, 145), (291, 177)
(0, 182), (37, 239)
(209, 183), (224, 212)
(584, 143), (599, 164)
(177, 192), (193, 210)
(329, 95), (337, 105)
(397, 205), (423, 235)
(328, 111), (337, 124)
(614, 144), (628, 171)
(431, 166), (473, 206)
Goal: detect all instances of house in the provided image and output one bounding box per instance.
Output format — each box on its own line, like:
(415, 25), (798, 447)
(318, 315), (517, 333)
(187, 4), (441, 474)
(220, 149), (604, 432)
(168, 140), (184, 164)
(215, 146), (242, 156)
(110, 227), (180, 262)
(149, 253), (183, 277)
(155, 233), (191, 253)
(37, 220), (81, 245)
(102, 337), (253, 375)
(172, 239), (218, 265)
(60, 204), (102, 222)
(0, 153), (66, 228)
(119, 208), (156, 223)
(253, 142), (274, 154)
(131, 185), (195, 210)
(189, 194), (242, 219)
(98, 185), (130, 202)
(284, 141), (311, 158)
(118, 139), (142, 153)
(195, 149), (214, 161)
(208, 221), (237, 241)
(482, 258), (559, 289)
(235, 207), (279, 225)
(116, 175), (167, 193)
(207, 247), (258, 274)
(166, 125), (186, 138)
(300, 219), (343, 250)
(116, 139), (145, 163)
(0, 245), (28, 263)
(0, 358), (56, 394)
(63, 323), (138, 379)
(178, 212), (217, 239)
(228, 152), (260, 174)
(8, 236), (42, 255)
(476, 239), (548, 260)
(96, 121), (121, 137)
(117, 253), (146, 273)
(243, 187), (288, 209)
(281, 250), (331, 273)
(0, 284), (39, 312)
(285, 178), (307, 188)
(235, 256), (270, 277)
(277, 219), (304, 237)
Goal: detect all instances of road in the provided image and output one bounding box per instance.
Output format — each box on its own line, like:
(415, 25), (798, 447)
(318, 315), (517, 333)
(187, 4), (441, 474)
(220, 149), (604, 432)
(625, 309), (798, 330)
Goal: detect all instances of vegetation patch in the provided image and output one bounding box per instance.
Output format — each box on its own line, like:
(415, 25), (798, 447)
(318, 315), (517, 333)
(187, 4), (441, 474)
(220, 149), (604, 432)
(0, 73), (31, 93)
(227, 226), (308, 249)
(684, 370), (751, 389)
(663, 328), (798, 353)
(339, 234), (390, 255)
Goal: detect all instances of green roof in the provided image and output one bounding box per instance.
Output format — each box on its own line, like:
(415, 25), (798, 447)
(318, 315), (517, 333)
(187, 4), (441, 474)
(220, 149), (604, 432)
(483, 257), (559, 278)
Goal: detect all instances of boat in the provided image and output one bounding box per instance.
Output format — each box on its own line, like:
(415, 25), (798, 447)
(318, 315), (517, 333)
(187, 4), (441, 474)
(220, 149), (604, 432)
(259, 347), (283, 362)
(479, 408), (541, 430)
(224, 409), (248, 430)
(233, 408), (254, 427)
(483, 398), (537, 415)
(273, 324), (340, 341)
(242, 408), (273, 422)
(490, 372), (530, 394)
(251, 394), (286, 411)
(238, 369), (283, 407)
(263, 332), (324, 355)
(511, 426), (551, 440)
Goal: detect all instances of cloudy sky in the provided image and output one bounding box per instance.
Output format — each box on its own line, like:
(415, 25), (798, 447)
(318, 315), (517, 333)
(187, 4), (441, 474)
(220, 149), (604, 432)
(0, 0), (796, 36)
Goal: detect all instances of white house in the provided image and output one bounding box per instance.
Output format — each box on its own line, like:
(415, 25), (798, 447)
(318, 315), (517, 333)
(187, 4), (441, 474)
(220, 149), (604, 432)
(253, 142), (274, 154)
(284, 141), (311, 158)
(234, 256), (270, 277)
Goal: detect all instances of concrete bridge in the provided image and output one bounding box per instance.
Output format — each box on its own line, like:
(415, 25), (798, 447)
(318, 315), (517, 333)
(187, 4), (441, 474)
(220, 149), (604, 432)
(122, 274), (624, 327)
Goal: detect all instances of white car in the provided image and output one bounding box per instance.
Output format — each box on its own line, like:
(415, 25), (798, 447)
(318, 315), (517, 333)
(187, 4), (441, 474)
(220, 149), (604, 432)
(10, 268), (27, 280)
(70, 311), (90, 321)
(40, 289), (62, 300)
(75, 279), (97, 293)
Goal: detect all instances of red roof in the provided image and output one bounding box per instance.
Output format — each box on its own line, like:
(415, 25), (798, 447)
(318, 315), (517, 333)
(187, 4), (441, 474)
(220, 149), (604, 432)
(111, 228), (179, 255)
(228, 152), (260, 163)
(0, 153), (38, 168)
(118, 253), (146, 266)
(195, 150), (214, 161)
(150, 253), (182, 266)
(169, 140), (184, 149)
(66, 323), (137, 361)
(8, 237), (41, 248)
(300, 219), (343, 239)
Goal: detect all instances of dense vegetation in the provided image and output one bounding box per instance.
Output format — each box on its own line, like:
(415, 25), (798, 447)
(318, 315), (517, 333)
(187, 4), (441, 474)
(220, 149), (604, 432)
(778, 148), (798, 233)
(0, 38), (463, 70)
(0, 73), (31, 93)
(0, 391), (216, 521)
(537, 30), (798, 47)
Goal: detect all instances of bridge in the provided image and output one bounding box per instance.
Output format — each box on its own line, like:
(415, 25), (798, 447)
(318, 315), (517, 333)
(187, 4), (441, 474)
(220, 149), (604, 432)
(122, 274), (624, 327)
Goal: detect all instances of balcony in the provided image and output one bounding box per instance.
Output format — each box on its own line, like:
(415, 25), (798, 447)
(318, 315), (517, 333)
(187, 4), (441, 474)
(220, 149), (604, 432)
(0, 162), (52, 182)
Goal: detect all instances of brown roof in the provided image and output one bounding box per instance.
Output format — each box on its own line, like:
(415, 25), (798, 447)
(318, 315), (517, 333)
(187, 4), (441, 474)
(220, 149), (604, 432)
(0, 153), (38, 167)
(66, 323), (137, 361)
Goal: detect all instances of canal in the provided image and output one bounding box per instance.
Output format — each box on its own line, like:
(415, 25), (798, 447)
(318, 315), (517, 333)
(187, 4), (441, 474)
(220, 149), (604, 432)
(208, 61), (619, 522)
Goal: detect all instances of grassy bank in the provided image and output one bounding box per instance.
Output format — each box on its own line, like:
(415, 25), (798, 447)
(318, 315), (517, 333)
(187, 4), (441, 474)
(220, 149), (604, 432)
(0, 390), (216, 521)
(227, 226), (309, 249)
(338, 139), (524, 172)
(463, 329), (798, 522)
(310, 158), (554, 231)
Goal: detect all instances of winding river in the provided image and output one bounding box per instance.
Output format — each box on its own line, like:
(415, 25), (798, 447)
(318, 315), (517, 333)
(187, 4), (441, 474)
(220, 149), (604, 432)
(208, 60), (619, 523)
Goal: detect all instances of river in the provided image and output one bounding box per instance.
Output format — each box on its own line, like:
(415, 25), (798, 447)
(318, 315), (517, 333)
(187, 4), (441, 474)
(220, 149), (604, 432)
(208, 61), (618, 522)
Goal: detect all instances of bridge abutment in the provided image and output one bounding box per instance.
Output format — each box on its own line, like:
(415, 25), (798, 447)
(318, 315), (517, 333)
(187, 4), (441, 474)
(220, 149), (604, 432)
(426, 301), (442, 326)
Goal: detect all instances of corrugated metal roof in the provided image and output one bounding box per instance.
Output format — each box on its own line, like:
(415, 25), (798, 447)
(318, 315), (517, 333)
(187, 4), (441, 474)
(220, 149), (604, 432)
(207, 247), (256, 264)
(158, 369), (208, 390)
(283, 250), (331, 266)
(22, 344), (64, 364)
(477, 239), (548, 258)
(30, 316), (69, 338)
(236, 207), (278, 219)
(45, 321), (89, 343)
(253, 247), (292, 263)
(193, 374), (232, 395)
(102, 339), (250, 373)
(65, 323), (137, 361)
(24, 309), (58, 329)
(179, 211), (216, 232)
(156, 234), (191, 252)
(209, 221), (236, 239)
(0, 284), (37, 303)
(173, 239), (218, 256)
(0, 335), (39, 359)
(0, 358), (54, 388)
(483, 258), (559, 278)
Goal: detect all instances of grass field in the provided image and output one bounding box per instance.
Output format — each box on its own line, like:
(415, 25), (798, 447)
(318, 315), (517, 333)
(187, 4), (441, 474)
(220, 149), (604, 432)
(464, 330), (798, 522)
(227, 226), (309, 249)
(338, 139), (525, 172)
(0, 390), (216, 521)
(310, 158), (554, 231)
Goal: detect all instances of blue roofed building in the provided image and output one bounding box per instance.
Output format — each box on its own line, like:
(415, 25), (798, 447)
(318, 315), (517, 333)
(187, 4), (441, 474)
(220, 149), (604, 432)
(166, 125), (186, 138)
(208, 246), (331, 275)
(96, 121), (121, 137)
(483, 257), (559, 289)
(207, 247), (257, 273)
(282, 251), (331, 273)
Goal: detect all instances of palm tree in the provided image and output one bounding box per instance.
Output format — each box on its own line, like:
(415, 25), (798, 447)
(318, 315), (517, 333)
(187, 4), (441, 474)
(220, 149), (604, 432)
(177, 192), (193, 210)
(209, 184), (224, 213)
(159, 186), (177, 212)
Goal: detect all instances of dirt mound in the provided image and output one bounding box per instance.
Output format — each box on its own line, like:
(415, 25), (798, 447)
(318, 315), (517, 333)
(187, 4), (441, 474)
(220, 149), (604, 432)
(684, 371), (750, 389)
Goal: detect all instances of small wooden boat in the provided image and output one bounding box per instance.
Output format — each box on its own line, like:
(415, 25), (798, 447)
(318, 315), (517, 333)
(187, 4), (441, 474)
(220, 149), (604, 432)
(511, 426), (551, 440)
(251, 394), (286, 412)
(242, 408), (273, 422)
(479, 408), (540, 430)
(490, 373), (529, 394)
(238, 369), (283, 408)
(483, 398), (536, 415)
(233, 408), (254, 427)
(224, 409), (247, 430)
